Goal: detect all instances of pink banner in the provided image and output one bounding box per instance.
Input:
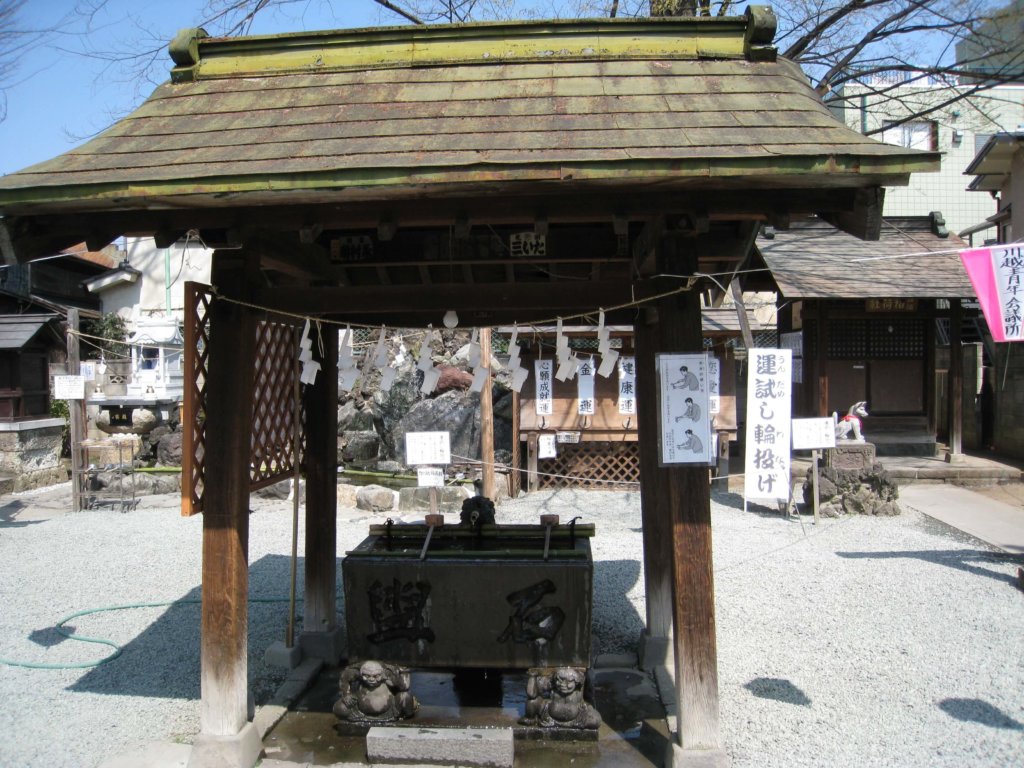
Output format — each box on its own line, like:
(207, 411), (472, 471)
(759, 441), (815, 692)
(960, 246), (1024, 342)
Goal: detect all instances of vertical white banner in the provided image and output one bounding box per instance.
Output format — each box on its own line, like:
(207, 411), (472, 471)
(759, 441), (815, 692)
(656, 353), (713, 465)
(992, 247), (1024, 340)
(744, 348), (792, 502)
(708, 356), (721, 414)
(576, 356), (595, 415)
(535, 359), (553, 416)
(618, 356), (636, 415)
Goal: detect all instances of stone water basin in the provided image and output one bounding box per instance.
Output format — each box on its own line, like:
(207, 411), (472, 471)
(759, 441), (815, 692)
(342, 522), (594, 669)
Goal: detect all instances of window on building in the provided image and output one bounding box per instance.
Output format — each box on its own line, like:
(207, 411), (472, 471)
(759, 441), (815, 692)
(880, 120), (937, 150)
(975, 132), (993, 155)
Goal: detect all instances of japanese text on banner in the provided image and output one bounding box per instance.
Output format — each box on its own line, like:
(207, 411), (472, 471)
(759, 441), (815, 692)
(535, 359), (553, 415)
(618, 356), (636, 415)
(743, 348), (792, 501)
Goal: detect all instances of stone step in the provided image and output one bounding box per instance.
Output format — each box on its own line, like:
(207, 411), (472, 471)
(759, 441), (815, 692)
(366, 726), (514, 767)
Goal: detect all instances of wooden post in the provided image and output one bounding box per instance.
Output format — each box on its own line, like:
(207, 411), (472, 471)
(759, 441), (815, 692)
(948, 298), (963, 457)
(527, 432), (539, 492)
(66, 308), (85, 512)
(633, 309), (674, 650)
(660, 241), (721, 751)
(303, 322), (340, 656)
(811, 448), (820, 525)
(816, 302), (829, 417)
(479, 327), (496, 499)
(197, 251), (258, 739)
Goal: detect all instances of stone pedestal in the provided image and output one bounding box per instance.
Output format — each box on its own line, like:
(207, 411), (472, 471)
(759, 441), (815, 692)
(825, 442), (876, 470)
(0, 419), (66, 491)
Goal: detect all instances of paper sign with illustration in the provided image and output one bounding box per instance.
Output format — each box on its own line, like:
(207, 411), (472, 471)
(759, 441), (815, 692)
(656, 353), (713, 465)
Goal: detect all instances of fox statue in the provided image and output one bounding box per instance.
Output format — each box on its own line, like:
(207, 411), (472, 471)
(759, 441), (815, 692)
(834, 401), (868, 442)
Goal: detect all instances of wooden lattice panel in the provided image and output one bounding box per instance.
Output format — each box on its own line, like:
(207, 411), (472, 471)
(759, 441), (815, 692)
(181, 282), (212, 516)
(537, 441), (640, 490)
(181, 282), (303, 515)
(250, 321), (302, 491)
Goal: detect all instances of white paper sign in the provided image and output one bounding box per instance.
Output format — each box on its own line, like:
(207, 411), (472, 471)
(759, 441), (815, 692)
(657, 353), (713, 465)
(405, 431), (451, 466)
(416, 467), (444, 488)
(79, 362), (96, 382)
(792, 417), (836, 450)
(538, 434), (557, 458)
(708, 357), (721, 415)
(744, 348), (792, 501)
(618, 356), (636, 415)
(54, 375), (85, 400)
(576, 356), (595, 415)
(535, 359), (553, 415)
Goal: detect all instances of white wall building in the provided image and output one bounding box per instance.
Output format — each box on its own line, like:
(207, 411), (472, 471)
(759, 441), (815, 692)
(833, 78), (1024, 236)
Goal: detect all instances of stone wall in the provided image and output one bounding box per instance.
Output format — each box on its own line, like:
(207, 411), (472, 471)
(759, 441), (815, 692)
(0, 420), (67, 491)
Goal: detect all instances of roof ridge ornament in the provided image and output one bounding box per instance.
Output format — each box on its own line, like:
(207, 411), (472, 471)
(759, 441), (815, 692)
(744, 6), (777, 62)
(170, 27), (209, 83)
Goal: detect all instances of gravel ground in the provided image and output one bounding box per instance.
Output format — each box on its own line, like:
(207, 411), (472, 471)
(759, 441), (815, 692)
(0, 483), (1022, 768)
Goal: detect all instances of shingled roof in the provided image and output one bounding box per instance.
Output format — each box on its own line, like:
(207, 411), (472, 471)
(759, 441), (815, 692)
(0, 12), (935, 216)
(756, 216), (975, 299)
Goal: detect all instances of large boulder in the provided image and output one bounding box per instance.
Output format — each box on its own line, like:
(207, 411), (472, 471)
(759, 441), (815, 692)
(337, 397), (378, 433)
(356, 484), (398, 512)
(803, 463), (900, 518)
(435, 365), (473, 394)
(340, 430), (381, 463)
(392, 390), (482, 462)
(156, 431), (183, 467)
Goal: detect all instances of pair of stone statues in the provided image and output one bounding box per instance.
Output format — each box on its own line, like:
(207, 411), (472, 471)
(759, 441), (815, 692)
(334, 660), (600, 731)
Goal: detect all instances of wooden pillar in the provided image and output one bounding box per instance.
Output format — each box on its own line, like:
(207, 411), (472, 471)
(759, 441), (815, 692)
(948, 299), (963, 456)
(302, 323), (341, 658)
(197, 251), (258, 739)
(633, 310), (674, 654)
(479, 327), (496, 498)
(660, 278), (721, 750)
(925, 308), (937, 436)
(815, 303), (829, 416)
(527, 432), (539, 492)
(66, 308), (86, 512)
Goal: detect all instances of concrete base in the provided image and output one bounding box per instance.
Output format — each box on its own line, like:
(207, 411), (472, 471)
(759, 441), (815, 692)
(666, 743), (732, 768)
(186, 722), (262, 768)
(638, 631), (673, 671)
(298, 626), (345, 664)
(264, 639), (303, 669)
(367, 726), (514, 767)
(944, 451), (967, 464)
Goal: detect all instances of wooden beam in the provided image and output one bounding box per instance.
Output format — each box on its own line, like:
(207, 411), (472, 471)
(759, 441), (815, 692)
(198, 249), (259, 736)
(819, 187), (885, 241)
(255, 278), (679, 322)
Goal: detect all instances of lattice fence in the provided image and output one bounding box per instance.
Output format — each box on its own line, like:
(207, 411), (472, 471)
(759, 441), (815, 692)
(181, 282), (304, 516)
(537, 441), (640, 490)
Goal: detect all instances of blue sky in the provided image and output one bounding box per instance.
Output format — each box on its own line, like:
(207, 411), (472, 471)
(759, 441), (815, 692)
(0, 0), (404, 175)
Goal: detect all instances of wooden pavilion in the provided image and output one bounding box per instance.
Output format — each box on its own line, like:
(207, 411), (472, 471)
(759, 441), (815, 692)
(0, 10), (937, 768)
(747, 215), (977, 456)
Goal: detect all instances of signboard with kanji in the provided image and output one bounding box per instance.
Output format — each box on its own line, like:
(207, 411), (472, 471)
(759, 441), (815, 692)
(743, 348), (792, 501)
(577, 356), (595, 415)
(405, 431), (451, 466)
(534, 359), (553, 415)
(416, 467), (444, 487)
(54, 375), (85, 400)
(792, 417), (836, 450)
(618, 356), (636, 415)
